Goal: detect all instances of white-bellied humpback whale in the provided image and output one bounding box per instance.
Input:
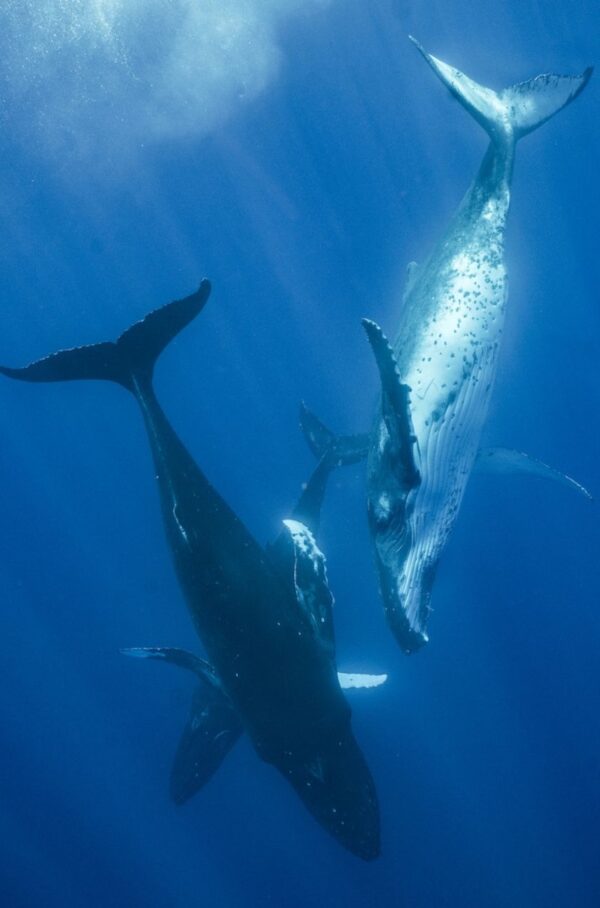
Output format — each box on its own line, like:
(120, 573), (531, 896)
(302, 38), (592, 654)
(0, 283), (380, 860)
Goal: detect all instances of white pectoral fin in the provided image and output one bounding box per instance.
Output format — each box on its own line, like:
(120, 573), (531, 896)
(337, 672), (388, 690)
(476, 447), (592, 501)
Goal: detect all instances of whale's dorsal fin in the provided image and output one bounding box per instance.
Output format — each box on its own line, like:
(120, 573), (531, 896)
(362, 318), (420, 492)
(282, 519), (336, 656)
(121, 646), (243, 804)
(476, 448), (592, 500)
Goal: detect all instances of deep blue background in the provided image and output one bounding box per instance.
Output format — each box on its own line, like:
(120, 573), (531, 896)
(0, 2), (598, 906)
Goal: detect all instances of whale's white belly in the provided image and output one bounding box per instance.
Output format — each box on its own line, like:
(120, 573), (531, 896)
(395, 225), (507, 613)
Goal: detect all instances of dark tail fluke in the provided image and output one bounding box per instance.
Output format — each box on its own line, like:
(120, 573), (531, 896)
(299, 402), (369, 467)
(0, 280), (211, 391)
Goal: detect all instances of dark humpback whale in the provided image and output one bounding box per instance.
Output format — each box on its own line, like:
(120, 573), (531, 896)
(120, 472), (387, 809)
(301, 39), (592, 654)
(0, 282), (380, 860)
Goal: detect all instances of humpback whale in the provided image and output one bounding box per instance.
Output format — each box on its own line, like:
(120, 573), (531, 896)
(0, 283), (380, 860)
(302, 39), (592, 654)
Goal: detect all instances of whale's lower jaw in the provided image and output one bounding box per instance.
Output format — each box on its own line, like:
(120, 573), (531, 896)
(386, 606), (429, 655)
(373, 542), (436, 654)
(382, 586), (430, 655)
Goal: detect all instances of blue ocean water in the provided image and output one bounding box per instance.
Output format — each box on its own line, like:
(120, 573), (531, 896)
(0, 2), (598, 905)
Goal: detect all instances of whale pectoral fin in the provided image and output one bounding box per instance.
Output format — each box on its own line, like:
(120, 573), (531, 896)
(476, 448), (592, 501)
(120, 646), (221, 689)
(362, 319), (420, 491)
(337, 672), (388, 690)
(120, 646), (243, 803)
(282, 519), (336, 654)
(170, 683), (243, 805)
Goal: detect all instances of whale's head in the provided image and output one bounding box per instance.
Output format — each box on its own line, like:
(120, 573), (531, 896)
(279, 725), (380, 861)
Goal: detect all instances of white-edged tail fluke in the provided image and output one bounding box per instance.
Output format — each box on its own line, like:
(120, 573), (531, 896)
(409, 35), (592, 144)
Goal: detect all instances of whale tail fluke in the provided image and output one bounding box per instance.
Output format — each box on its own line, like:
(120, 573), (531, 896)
(299, 402), (369, 467)
(266, 406), (368, 555)
(275, 404), (368, 541)
(409, 36), (592, 144)
(0, 280), (211, 392)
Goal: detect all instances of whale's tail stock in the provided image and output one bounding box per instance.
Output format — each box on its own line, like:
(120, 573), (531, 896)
(409, 36), (592, 145)
(0, 280), (211, 391)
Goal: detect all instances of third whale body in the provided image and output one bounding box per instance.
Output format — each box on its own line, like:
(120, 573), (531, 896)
(303, 38), (592, 653)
